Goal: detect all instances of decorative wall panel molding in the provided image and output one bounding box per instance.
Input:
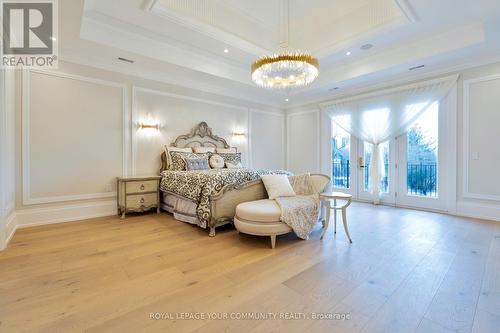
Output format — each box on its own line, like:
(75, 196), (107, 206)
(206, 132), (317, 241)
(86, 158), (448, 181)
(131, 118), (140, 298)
(22, 70), (129, 205)
(462, 74), (500, 201)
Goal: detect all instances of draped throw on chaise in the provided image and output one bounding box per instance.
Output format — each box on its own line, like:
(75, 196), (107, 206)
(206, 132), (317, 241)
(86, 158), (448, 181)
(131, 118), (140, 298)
(320, 75), (458, 203)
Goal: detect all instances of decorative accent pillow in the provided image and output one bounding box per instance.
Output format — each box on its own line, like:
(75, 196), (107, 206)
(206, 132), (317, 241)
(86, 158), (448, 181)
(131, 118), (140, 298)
(164, 146), (193, 170)
(193, 146), (216, 153)
(209, 154), (225, 169)
(225, 161), (243, 169)
(261, 175), (296, 200)
(218, 152), (242, 165)
(170, 152), (209, 171)
(216, 147), (237, 153)
(185, 157), (210, 171)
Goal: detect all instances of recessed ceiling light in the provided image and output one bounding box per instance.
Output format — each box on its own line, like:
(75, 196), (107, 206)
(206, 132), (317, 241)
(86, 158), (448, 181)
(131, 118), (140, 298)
(285, 98), (289, 102)
(360, 43), (374, 50)
(224, 49), (229, 53)
(346, 51), (351, 56)
(409, 64), (425, 71)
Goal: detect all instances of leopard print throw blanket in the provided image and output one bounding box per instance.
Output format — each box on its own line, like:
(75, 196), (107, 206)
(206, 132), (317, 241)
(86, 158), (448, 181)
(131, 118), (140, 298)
(275, 174), (321, 240)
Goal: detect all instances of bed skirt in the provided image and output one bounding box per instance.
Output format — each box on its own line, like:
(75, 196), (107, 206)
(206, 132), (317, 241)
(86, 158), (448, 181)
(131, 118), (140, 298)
(160, 191), (202, 227)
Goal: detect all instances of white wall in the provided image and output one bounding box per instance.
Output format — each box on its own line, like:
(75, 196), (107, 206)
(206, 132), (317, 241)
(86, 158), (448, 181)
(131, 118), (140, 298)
(0, 69), (6, 249)
(134, 88), (247, 175)
(286, 110), (320, 174)
(132, 88), (285, 175)
(3, 61), (284, 246)
(23, 71), (126, 204)
(457, 63), (500, 220)
(0, 69), (16, 250)
(465, 78), (500, 196)
(249, 110), (286, 170)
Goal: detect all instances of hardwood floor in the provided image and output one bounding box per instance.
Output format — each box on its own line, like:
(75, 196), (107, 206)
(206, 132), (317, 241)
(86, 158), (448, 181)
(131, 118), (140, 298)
(1, 202), (499, 332)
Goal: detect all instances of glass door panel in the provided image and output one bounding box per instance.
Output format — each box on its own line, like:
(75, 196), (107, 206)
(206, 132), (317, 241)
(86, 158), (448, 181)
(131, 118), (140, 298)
(331, 122), (356, 195)
(358, 141), (394, 203)
(406, 107), (438, 197)
(396, 102), (446, 210)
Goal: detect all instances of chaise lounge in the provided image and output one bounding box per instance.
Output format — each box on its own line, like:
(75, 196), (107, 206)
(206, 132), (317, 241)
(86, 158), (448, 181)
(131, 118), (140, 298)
(234, 174), (330, 248)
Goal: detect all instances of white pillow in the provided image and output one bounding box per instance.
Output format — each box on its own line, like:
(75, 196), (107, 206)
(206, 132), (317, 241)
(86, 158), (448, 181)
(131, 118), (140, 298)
(194, 146), (216, 153)
(216, 147), (237, 153)
(209, 154), (225, 169)
(226, 161), (243, 169)
(164, 146), (193, 169)
(261, 175), (296, 200)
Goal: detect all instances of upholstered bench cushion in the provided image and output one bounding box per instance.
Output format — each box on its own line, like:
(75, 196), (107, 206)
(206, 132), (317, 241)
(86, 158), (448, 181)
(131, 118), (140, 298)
(235, 199), (281, 222)
(234, 217), (292, 236)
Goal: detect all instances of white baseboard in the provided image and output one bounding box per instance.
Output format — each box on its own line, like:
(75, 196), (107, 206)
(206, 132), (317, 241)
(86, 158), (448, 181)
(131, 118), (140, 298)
(0, 209), (17, 251)
(456, 200), (500, 222)
(354, 198), (500, 222)
(0, 201), (116, 250)
(5, 210), (17, 244)
(15, 200), (117, 229)
(1, 198), (497, 251)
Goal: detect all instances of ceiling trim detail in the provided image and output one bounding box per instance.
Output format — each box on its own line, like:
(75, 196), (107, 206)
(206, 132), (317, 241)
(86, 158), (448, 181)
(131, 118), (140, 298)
(148, 1), (270, 56)
(148, 0), (413, 57)
(217, 0), (277, 32)
(394, 0), (418, 22)
(58, 52), (283, 109)
(80, 15), (251, 84)
(144, 0), (159, 11)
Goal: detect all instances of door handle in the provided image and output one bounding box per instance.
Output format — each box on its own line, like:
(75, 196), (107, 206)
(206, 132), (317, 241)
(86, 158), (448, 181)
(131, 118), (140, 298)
(358, 157), (365, 168)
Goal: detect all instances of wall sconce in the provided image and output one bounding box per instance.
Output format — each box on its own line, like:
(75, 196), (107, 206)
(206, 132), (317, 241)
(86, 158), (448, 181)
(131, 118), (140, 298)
(138, 112), (161, 135)
(139, 123), (160, 130)
(232, 131), (245, 137)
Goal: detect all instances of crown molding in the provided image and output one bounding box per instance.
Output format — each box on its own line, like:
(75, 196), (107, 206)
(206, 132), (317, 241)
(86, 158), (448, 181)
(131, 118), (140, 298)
(59, 52), (283, 110)
(394, 0), (418, 23)
(143, 0), (159, 11)
(319, 74), (459, 110)
(285, 54), (500, 111)
(148, 1), (271, 57)
(80, 14), (251, 83)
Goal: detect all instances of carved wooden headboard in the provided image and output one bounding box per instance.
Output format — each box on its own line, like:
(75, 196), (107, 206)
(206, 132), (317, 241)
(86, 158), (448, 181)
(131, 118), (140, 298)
(160, 122), (231, 172)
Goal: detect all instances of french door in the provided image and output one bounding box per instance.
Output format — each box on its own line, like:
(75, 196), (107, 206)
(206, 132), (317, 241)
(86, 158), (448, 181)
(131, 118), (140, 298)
(394, 102), (447, 211)
(331, 123), (356, 196)
(357, 140), (396, 205)
(331, 102), (448, 212)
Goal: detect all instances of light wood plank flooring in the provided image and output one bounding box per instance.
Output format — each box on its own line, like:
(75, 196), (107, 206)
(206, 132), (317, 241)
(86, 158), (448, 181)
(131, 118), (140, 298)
(1, 202), (499, 332)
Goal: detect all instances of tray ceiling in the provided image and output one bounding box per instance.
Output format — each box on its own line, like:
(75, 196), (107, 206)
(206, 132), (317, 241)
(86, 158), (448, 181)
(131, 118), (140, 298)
(156, 0), (406, 53)
(67, 0), (500, 107)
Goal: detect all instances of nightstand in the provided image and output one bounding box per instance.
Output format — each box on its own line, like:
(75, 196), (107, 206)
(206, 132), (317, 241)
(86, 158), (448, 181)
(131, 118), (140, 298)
(117, 175), (161, 219)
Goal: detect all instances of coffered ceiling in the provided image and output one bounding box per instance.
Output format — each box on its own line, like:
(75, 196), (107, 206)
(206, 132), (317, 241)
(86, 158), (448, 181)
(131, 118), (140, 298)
(59, 0), (500, 107)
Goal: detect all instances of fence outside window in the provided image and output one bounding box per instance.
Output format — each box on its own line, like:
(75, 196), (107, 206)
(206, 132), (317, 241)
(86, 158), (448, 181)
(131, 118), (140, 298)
(332, 161), (437, 197)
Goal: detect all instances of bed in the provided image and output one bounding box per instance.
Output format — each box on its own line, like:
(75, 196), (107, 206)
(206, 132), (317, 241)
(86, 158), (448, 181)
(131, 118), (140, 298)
(159, 122), (291, 236)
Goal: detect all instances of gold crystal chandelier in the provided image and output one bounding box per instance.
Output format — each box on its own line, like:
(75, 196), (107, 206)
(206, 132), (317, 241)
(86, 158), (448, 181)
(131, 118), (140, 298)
(251, 0), (319, 89)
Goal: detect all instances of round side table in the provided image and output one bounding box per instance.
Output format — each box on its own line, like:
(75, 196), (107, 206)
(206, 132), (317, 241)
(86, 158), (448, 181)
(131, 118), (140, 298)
(319, 192), (353, 243)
